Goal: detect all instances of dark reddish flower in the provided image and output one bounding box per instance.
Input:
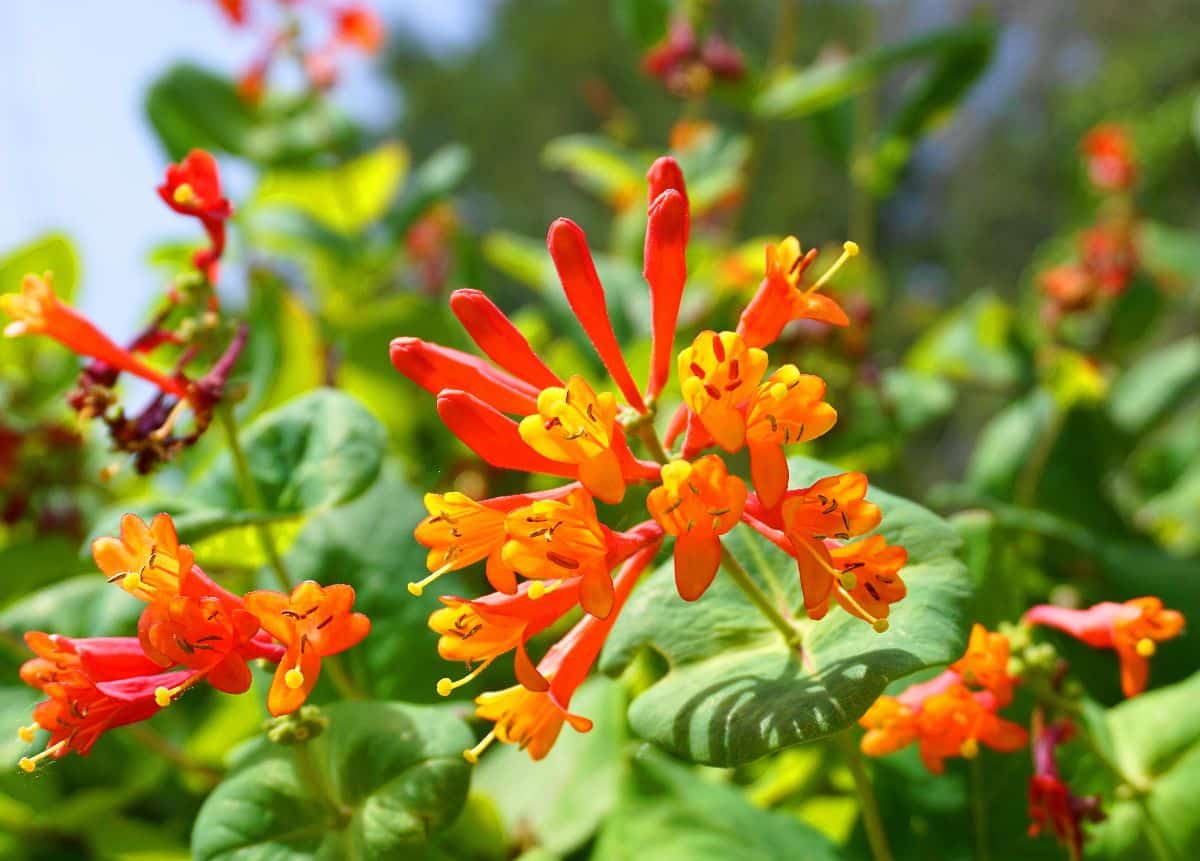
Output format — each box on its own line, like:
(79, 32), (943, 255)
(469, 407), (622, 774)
(1028, 715), (1105, 856)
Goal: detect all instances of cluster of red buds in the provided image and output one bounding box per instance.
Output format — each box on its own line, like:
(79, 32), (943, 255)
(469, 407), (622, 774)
(1, 151), (246, 475)
(392, 155), (907, 762)
(15, 513), (369, 772)
(860, 596), (1183, 855)
(1039, 125), (1140, 324)
(209, 0), (384, 102)
(642, 16), (745, 98)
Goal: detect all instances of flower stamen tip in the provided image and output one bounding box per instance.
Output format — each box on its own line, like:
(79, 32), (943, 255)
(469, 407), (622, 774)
(527, 581), (546, 600)
(1136, 637), (1156, 657)
(872, 618), (890, 634)
(407, 582), (424, 597)
(17, 725), (35, 744)
(17, 757), (35, 774)
(843, 240), (860, 257)
(154, 686), (174, 708)
(960, 737), (979, 759)
(172, 183), (197, 206)
(284, 668), (305, 690)
(436, 678), (454, 697)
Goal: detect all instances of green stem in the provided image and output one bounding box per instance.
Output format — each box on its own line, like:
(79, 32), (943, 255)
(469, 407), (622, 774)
(1014, 404), (1064, 508)
(216, 405), (293, 593)
(292, 741), (351, 827)
(969, 756), (989, 861)
(720, 544), (801, 650)
(835, 732), (894, 861)
(126, 724), (223, 787)
(634, 421), (672, 465)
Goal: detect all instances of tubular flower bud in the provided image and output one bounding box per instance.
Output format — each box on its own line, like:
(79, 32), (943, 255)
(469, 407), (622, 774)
(501, 489), (614, 619)
(389, 337), (540, 416)
(1081, 123), (1137, 193)
(464, 543), (657, 763)
(1, 274), (189, 398)
(744, 366), (838, 508)
(644, 185), (689, 399)
(430, 579), (583, 694)
(1026, 598), (1184, 697)
(91, 513), (196, 602)
(436, 390), (577, 479)
(244, 581), (371, 717)
(737, 238), (853, 348)
(677, 331), (768, 452)
(1028, 715), (1105, 855)
(448, 289), (561, 390)
(646, 456), (747, 601)
(333, 4), (385, 53)
(518, 376), (625, 503)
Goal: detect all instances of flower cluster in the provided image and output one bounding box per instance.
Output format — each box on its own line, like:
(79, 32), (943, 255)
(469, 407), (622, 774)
(393, 155), (907, 762)
(209, 0), (384, 102)
(1, 151), (242, 474)
(642, 16), (745, 98)
(1039, 124), (1140, 324)
(861, 597), (1183, 854)
(15, 513), (368, 772)
(860, 625), (1027, 773)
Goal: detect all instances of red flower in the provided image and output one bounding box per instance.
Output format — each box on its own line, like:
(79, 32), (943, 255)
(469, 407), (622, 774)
(1082, 124), (1137, 193)
(644, 169), (689, 400)
(158, 150), (233, 283)
(1028, 715), (1104, 855)
(737, 239), (855, 349)
(334, 4), (385, 54)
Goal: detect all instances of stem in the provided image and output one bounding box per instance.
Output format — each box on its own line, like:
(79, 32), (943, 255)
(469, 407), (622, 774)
(969, 756), (989, 861)
(216, 405), (293, 593)
(720, 544), (801, 650)
(126, 724), (223, 787)
(634, 421), (671, 465)
(291, 740), (351, 827)
(1014, 404), (1064, 508)
(835, 732), (894, 861)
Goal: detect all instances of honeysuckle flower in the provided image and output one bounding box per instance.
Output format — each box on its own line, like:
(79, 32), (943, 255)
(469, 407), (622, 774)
(644, 174), (688, 400)
(391, 337), (541, 415)
(1082, 124), (1136, 193)
(463, 542), (658, 763)
(1026, 598), (1184, 696)
(518, 376), (625, 503)
(333, 4), (384, 53)
(1, 274), (189, 399)
(951, 623), (1016, 707)
(737, 238), (855, 349)
(915, 683), (1028, 774)
(244, 581), (371, 717)
(1028, 715), (1105, 855)
(827, 535), (908, 625)
(1080, 223), (1136, 297)
(778, 473), (882, 541)
(677, 331), (768, 451)
(429, 578), (582, 695)
(744, 366), (838, 507)
(158, 150), (232, 282)
(646, 455), (747, 601)
(19, 633), (163, 695)
(500, 488), (660, 619)
(213, 0), (246, 25)
(92, 513), (195, 602)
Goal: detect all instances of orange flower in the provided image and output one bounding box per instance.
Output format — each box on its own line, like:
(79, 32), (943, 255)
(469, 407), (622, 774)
(501, 489), (614, 618)
(916, 684), (1028, 774)
(413, 491), (511, 596)
(829, 535), (907, 625)
(1081, 124), (1136, 193)
(244, 581), (371, 716)
(463, 543), (657, 763)
(2, 274), (189, 398)
(744, 366), (838, 507)
(677, 331), (767, 451)
(518, 376), (625, 503)
(429, 579), (582, 694)
(780, 473), (881, 541)
(333, 4), (385, 53)
(91, 513), (196, 602)
(737, 238), (855, 348)
(859, 696), (919, 757)
(646, 455), (747, 601)
(951, 623), (1016, 706)
(1026, 598), (1185, 696)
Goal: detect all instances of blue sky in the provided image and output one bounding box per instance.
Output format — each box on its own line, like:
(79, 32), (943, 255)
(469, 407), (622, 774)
(0, 1), (491, 333)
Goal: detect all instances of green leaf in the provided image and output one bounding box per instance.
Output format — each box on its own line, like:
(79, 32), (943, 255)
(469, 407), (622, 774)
(1086, 672), (1200, 859)
(474, 678), (627, 854)
(905, 292), (1025, 388)
(610, 0), (669, 49)
(192, 702), (473, 861)
(1109, 336), (1200, 434)
(880, 368), (956, 434)
(542, 134), (645, 207)
(593, 748), (844, 860)
(194, 389), (386, 515)
(241, 268), (326, 416)
(1139, 220), (1200, 285)
(254, 143), (410, 235)
(0, 575), (140, 639)
(963, 389), (1056, 497)
(600, 457), (972, 766)
(386, 144), (473, 237)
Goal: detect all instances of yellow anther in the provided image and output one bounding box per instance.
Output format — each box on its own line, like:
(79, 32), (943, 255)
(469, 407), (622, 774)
(123, 571), (143, 593)
(172, 183), (197, 206)
(843, 240), (860, 257)
(17, 740), (65, 773)
(17, 724), (37, 744)
(154, 686), (173, 708)
(527, 581), (546, 600)
(808, 240), (861, 294)
(872, 618), (890, 634)
(436, 658), (495, 698)
(285, 668), (305, 690)
(838, 571), (858, 591)
(960, 737), (979, 759)
(18, 757), (35, 773)
(1136, 638), (1156, 657)
(462, 729), (497, 764)
(408, 563), (454, 598)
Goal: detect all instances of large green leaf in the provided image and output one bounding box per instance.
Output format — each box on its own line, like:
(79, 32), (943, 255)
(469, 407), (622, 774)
(1108, 336), (1200, 434)
(600, 457), (972, 766)
(905, 292), (1025, 388)
(192, 702), (473, 861)
(194, 389), (386, 515)
(1085, 672), (1200, 859)
(474, 678), (627, 855)
(0, 575), (140, 639)
(593, 748), (844, 860)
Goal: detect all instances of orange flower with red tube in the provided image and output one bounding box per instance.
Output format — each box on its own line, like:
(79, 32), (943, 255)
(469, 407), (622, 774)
(393, 154), (906, 763)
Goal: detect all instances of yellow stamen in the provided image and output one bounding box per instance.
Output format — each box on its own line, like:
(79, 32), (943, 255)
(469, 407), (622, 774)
(173, 183), (197, 206)
(1136, 638), (1156, 657)
(838, 571), (858, 591)
(124, 571), (144, 593)
(807, 240), (860, 294)
(408, 562), (454, 597)
(527, 578), (567, 600)
(960, 737), (979, 759)
(17, 723), (38, 744)
(436, 657), (496, 697)
(462, 729), (497, 764)
(18, 740), (67, 773)
(285, 668), (305, 689)
(835, 583), (889, 633)
(154, 672), (205, 708)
